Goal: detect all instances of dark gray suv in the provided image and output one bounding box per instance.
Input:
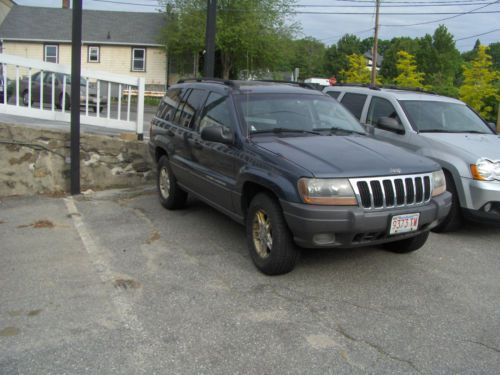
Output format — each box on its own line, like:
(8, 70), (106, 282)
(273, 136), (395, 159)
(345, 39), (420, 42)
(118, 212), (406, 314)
(149, 79), (451, 275)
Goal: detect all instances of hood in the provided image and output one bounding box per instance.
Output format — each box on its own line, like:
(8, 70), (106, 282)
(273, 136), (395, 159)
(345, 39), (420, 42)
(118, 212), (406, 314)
(420, 133), (500, 161)
(254, 135), (439, 178)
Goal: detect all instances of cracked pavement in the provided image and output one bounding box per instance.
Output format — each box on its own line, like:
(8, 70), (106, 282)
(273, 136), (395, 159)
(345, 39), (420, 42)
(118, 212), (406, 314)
(1, 189), (499, 374)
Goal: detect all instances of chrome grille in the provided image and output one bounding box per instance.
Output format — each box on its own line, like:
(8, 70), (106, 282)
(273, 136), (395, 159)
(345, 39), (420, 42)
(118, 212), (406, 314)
(350, 173), (433, 210)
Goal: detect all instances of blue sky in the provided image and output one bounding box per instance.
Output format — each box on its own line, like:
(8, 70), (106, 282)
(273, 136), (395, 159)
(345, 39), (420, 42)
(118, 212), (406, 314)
(15, 0), (500, 51)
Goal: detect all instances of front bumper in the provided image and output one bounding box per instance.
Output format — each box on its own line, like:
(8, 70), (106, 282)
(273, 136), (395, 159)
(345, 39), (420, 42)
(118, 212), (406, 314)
(281, 192), (451, 248)
(461, 178), (500, 223)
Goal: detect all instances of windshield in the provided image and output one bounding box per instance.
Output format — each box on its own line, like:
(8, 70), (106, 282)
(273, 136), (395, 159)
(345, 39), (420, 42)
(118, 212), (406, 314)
(236, 93), (365, 135)
(400, 100), (492, 134)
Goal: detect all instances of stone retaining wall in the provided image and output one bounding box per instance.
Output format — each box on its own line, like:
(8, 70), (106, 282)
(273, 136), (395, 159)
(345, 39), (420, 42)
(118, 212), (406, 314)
(0, 123), (154, 196)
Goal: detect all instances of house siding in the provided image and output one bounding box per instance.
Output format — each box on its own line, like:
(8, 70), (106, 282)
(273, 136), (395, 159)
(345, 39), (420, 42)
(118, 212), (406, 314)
(2, 41), (167, 87)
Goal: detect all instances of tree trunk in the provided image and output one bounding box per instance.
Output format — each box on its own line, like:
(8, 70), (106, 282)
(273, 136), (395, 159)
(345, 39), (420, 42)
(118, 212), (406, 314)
(221, 52), (232, 80)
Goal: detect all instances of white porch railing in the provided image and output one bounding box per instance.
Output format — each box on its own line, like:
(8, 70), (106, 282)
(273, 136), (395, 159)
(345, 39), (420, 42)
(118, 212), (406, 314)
(0, 53), (145, 139)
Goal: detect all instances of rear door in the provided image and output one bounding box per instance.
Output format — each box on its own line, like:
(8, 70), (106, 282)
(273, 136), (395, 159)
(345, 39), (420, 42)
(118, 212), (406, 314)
(167, 88), (208, 188)
(339, 92), (368, 121)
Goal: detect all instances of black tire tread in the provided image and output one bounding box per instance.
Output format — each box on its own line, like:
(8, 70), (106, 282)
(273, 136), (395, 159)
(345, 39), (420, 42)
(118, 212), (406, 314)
(157, 156), (187, 210)
(432, 172), (462, 233)
(246, 193), (299, 275)
(382, 231), (429, 253)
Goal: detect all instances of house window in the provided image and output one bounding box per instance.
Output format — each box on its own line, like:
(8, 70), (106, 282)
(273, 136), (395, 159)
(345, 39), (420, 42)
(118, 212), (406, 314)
(44, 44), (58, 63)
(131, 48), (146, 72)
(88, 46), (100, 63)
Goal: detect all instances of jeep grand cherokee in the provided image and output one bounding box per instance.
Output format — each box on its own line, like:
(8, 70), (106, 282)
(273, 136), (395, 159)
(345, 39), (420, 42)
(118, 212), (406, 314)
(149, 80), (451, 275)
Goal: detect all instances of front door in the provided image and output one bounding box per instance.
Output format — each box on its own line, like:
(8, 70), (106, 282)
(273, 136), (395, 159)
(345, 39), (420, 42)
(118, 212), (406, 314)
(189, 92), (238, 212)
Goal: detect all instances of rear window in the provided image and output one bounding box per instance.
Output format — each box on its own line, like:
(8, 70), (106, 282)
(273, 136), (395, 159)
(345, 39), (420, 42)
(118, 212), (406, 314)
(340, 93), (367, 120)
(326, 91), (341, 100)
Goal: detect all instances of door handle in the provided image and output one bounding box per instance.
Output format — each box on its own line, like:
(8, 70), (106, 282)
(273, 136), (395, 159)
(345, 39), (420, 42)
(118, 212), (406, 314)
(193, 142), (203, 150)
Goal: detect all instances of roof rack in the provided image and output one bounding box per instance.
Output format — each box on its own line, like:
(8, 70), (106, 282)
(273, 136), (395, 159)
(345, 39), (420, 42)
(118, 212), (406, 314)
(177, 77), (236, 87)
(333, 83), (380, 90)
(249, 79), (318, 90)
(379, 85), (437, 95)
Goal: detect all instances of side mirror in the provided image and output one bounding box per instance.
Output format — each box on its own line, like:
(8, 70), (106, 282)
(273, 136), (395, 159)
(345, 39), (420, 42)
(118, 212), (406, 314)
(487, 122), (497, 133)
(377, 116), (405, 134)
(200, 125), (234, 144)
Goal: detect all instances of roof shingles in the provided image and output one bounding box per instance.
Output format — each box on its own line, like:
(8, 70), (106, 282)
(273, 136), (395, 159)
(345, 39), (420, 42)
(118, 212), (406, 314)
(0, 5), (165, 46)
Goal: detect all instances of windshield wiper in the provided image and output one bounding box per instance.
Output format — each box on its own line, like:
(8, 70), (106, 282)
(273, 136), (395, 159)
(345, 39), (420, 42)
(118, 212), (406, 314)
(316, 127), (365, 135)
(250, 128), (321, 135)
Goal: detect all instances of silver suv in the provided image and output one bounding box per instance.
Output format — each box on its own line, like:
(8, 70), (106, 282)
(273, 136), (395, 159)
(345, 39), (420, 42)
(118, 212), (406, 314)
(324, 85), (500, 231)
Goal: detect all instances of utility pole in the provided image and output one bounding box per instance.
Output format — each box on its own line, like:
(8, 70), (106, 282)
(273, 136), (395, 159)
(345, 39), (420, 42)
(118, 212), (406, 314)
(70, 0), (82, 195)
(497, 101), (500, 133)
(203, 0), (217, 78)
(370, 0), (380, 87)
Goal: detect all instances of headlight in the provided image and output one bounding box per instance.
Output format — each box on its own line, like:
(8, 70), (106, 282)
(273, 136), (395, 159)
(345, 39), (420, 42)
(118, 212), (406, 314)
(471, 158), (500, 181)
(298, 178), (357, 205)
(432, 170), (446, 197)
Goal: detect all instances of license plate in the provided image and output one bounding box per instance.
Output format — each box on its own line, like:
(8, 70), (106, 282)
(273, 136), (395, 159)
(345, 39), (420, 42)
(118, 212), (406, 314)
(389, 213), (420, 235)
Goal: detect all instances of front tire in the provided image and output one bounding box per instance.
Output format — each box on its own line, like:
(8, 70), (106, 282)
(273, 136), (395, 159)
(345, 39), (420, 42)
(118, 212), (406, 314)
(246, 193), (299, 275)
(157, 156), (187, 210)
(432, 172), (462, 233)
(382, 231), (429, 253)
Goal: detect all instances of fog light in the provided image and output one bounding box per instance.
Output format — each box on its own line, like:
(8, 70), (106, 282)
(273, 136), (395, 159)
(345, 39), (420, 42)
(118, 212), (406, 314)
(313, 233), (336, 245)
(484, 203), (492, 212)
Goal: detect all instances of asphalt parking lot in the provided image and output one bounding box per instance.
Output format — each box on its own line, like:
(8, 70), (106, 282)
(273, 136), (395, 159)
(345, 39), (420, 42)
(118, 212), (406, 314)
(1, 189), (499, 374)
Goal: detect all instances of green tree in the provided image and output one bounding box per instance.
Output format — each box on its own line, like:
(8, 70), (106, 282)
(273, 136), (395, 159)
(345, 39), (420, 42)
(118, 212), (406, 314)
(395, 51), (425, 89)
(324, 34), (363, 80)
(416, 25), (461, 91)
(488, 42), (500, 70)
(289, 37), (326, 79)
(341, 54), (372, 84)
(380, 37), (419, 82)
(461, 39), (481, 63)
(459, 45), (500, 119)
(160, 0), (297, 79)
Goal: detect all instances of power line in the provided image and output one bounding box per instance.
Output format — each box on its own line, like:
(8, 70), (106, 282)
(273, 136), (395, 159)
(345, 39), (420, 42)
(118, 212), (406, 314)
(87, 0), (160, 6)
(455, 27), (500, 41)
(318, 27), (374, 42)
(381, 0), (500, 26)
(308, 0), (488, 3)
(294, 2), (493, 7)
(286, 10), (500, 14)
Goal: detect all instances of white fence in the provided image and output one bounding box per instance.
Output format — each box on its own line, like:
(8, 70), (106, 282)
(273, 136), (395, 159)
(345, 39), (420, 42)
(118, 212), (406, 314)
(0, 53), (145, 138)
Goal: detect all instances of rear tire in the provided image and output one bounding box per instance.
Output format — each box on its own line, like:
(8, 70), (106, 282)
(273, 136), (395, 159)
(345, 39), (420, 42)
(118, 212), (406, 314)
(432, 172), (462, 233)
(246, 193), (299, 275)
(382, 231), (429, 253)
(157, 156), (187, 210)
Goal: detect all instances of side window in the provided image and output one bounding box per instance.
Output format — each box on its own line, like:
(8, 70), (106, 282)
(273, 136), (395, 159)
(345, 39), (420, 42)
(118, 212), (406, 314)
(340, 93), (367, 120)
(44, 44), (58, 63)
(367, 97), (402, 126)
(178, 89), (207, 128)
(172, 88), (190, 125)
(198, 93), (234, 133)
(326, 91), (341, 100)
(131, 48), (146, 72)
(157, 88), (182, 122)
